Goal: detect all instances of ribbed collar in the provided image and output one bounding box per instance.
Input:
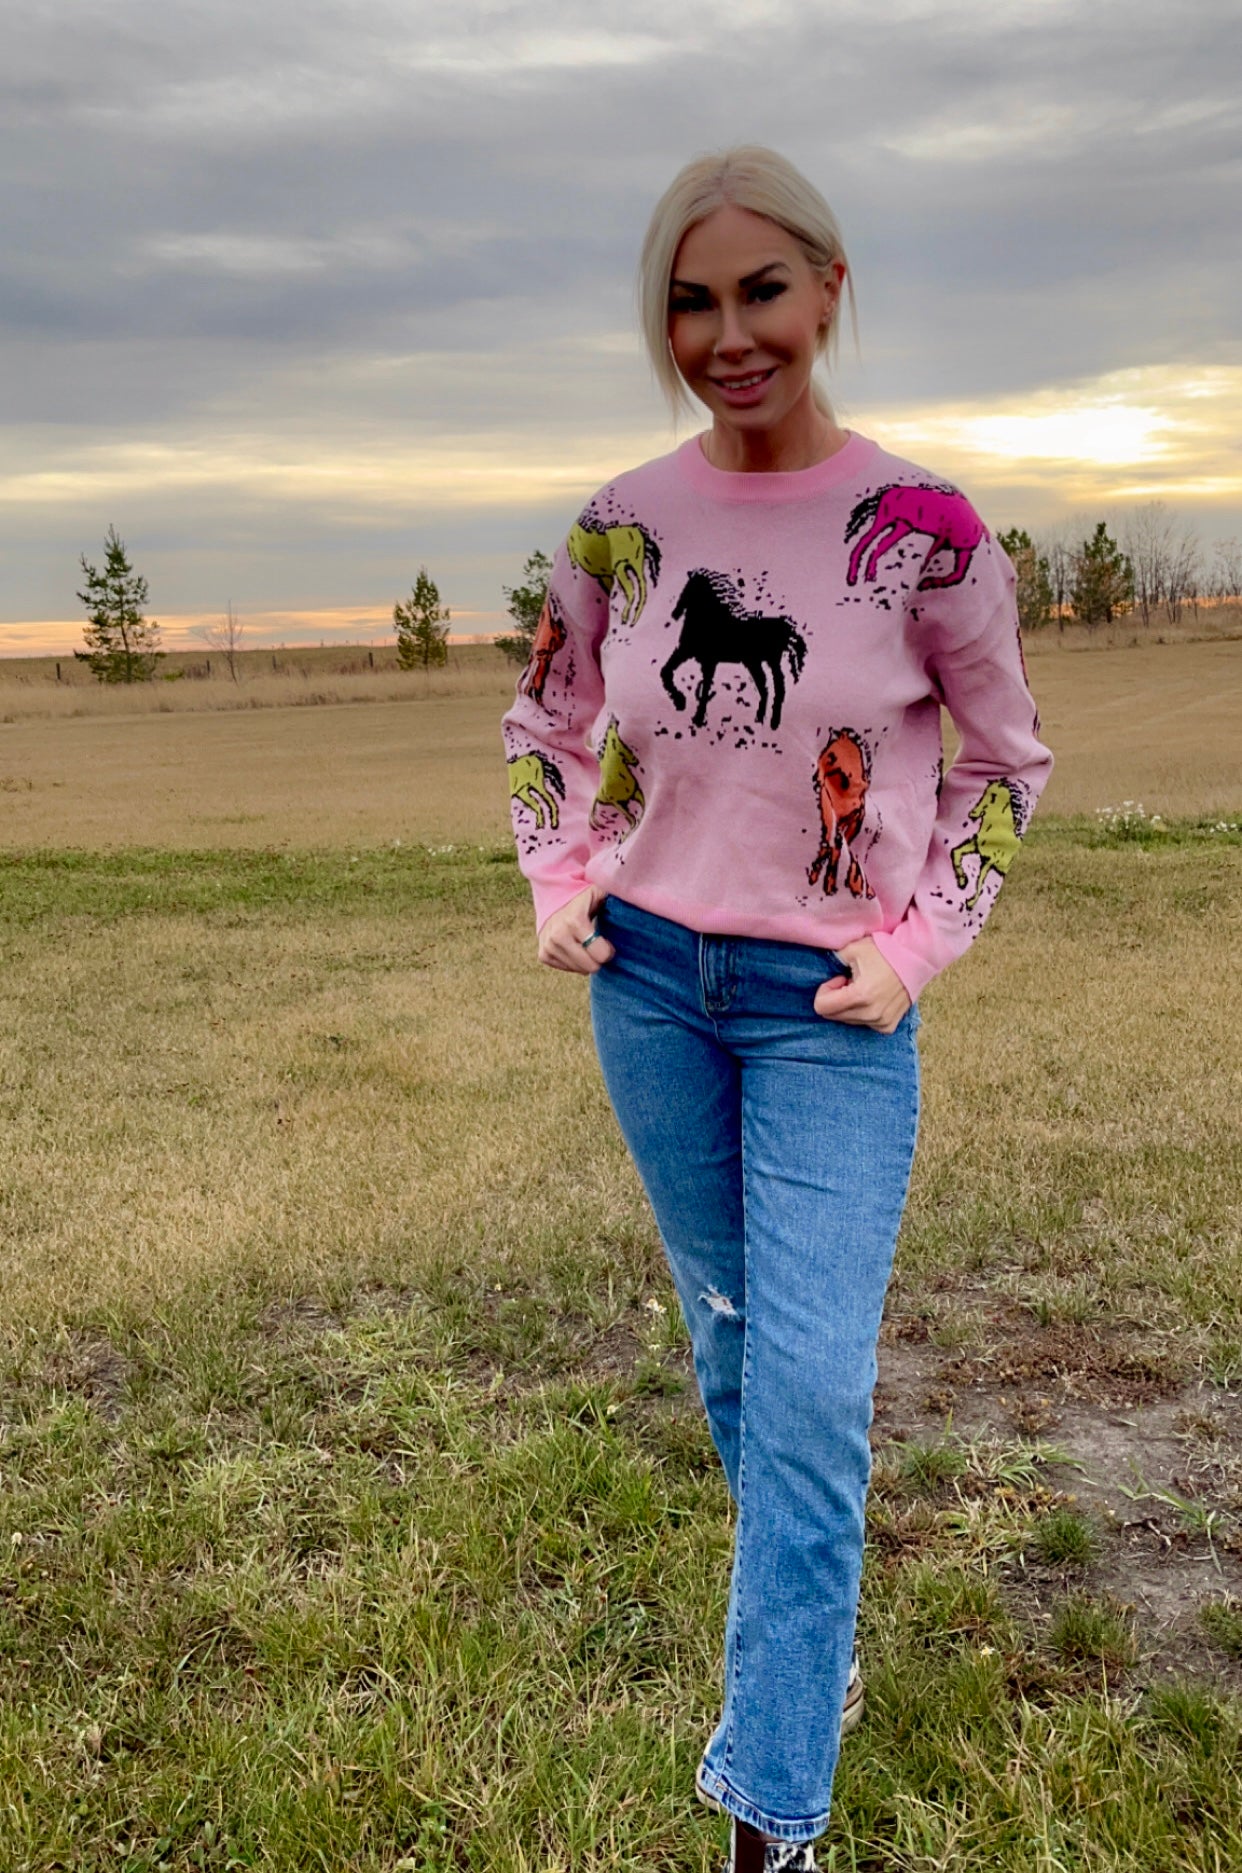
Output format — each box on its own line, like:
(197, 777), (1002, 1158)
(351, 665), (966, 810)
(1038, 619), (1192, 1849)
(675, 429), (877, 502)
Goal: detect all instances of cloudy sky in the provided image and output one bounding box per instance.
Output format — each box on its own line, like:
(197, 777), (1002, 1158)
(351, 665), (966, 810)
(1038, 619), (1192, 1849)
(3, 0), (1239, 653)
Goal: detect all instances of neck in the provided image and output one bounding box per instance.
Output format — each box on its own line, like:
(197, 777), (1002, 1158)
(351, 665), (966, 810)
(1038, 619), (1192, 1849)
(703, 397), (848, 474)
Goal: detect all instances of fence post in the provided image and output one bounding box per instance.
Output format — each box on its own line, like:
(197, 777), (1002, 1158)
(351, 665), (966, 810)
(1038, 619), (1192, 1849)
(56, 661), (62, 682)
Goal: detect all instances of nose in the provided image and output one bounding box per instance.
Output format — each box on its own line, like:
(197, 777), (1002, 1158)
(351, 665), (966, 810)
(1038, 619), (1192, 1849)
(713, 298), (753, 360)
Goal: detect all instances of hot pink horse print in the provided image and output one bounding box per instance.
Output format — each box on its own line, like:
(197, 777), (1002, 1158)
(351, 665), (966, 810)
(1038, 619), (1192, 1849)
(808, 729), (875, 898)
(846, 484), (987, 590)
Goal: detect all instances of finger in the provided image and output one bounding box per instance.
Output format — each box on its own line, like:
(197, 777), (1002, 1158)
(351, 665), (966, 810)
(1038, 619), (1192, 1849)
(577, 932), (616, 971)
(814, 978), (864, 1016)
(543, 930), (615, 974)
(815, 983), (887, 1024)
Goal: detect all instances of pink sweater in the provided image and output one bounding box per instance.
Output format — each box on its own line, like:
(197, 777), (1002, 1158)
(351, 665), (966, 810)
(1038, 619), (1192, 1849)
(502, 431), (1052, 1001)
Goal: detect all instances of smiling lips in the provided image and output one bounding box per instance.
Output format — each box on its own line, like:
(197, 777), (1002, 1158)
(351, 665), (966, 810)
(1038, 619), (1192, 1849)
(710, 367), (776, 403)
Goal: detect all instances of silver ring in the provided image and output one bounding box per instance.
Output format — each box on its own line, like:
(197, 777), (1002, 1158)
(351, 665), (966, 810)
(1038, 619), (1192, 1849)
(581, 931), (601, 949)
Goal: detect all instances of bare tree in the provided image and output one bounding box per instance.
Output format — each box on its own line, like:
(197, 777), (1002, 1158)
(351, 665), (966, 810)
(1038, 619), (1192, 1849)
(197, 600), (246, 682)
(1037, 521), (1077, 632)
(1122, 503), (1202, 627)
(1123, 504), (1170, 627)
(1164, 523), (1201, 624)
(1210, 537), (1242, 604)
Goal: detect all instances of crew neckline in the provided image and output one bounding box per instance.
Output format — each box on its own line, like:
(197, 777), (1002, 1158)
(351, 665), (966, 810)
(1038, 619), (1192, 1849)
(675, 429), (876, 501)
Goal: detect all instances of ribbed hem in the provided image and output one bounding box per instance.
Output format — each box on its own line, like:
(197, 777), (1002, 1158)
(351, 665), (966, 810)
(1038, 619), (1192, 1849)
(870, 927), (939, 1003)
(675, 430), (877, 502)
(531, 872), (592, 933)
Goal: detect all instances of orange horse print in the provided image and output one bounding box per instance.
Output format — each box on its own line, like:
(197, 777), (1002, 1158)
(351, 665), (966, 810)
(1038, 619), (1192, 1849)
(517, 592), (567, 707)
(808, 730), (875, 898)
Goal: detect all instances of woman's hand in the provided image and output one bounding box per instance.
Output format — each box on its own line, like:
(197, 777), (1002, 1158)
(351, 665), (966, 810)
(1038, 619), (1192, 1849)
(537, 887), (616, 974)
(814, 937), (911, 1033)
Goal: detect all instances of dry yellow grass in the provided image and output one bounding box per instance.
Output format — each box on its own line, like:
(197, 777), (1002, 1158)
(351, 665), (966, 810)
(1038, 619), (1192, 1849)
(0, 653), (512, 722)
(1023, 633), (1242, 818)
(0, 693), (514, 848)
(0, 862), (622, 1331)
(0, 635), (1238, 850)
(1, 839), (1237, 1344)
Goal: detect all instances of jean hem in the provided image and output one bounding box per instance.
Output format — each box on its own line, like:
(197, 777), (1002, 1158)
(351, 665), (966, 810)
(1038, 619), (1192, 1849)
(696, 1761), (828, 1845)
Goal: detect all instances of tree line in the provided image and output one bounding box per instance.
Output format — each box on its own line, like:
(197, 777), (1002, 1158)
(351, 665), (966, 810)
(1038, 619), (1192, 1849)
(998, 508), (1241, 632)
(71, 510), (1242, 684)
(73, 530), (457, 683)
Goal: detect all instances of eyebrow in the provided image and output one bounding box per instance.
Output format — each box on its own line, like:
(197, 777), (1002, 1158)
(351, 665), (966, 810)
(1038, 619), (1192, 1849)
(670, 261), (792, 293)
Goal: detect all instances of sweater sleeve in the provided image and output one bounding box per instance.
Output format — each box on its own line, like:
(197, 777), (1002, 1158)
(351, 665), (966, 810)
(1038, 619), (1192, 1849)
(500, 529), (610, 931)
(871, 536), (1053, 1002)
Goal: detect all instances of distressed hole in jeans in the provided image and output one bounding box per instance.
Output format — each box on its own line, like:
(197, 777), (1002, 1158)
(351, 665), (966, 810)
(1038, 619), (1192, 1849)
(700, 1287), (739, 1319)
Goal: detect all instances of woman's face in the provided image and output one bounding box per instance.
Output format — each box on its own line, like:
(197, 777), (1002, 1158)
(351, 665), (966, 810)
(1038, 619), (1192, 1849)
(668, 203), (843, 436)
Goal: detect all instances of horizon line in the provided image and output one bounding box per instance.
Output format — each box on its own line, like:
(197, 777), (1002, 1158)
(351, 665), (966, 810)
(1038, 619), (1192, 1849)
(0, 605), (509, 660)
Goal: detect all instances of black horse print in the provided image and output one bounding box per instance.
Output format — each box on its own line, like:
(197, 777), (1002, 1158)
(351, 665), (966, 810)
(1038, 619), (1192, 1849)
(660, 570), (808, 732)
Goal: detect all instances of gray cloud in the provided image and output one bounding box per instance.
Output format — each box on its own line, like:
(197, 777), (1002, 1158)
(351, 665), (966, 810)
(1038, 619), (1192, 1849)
(3, 0), (1240, 631)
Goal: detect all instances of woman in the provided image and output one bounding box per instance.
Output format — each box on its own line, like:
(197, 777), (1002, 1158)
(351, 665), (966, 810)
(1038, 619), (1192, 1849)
(502, 147), (1051, 1872)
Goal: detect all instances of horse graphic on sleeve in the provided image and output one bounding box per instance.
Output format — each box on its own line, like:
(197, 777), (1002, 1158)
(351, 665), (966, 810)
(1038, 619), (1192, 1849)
(808, 730), (876, 898)
(566, 521), (661, 628)
(846, 484), (986, 590)
(516, 592), (567, 708)
(508, 753), (565, 831)
(950, 779), (1025, 908)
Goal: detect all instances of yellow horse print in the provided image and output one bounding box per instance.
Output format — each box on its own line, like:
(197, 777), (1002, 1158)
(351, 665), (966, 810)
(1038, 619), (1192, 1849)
(590, 718), (644, 831)
(566, 520), (662, 627)
(951, 778), (1024, 908)
(508, 752), (565, 831)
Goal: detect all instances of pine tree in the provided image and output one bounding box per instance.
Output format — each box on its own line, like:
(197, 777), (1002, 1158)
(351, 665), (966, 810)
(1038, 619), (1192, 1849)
(997, 527), (1054, 632)
(394, 568), (450, 669)
(75, 526), (162, 682)
(1070, 522), (1134, 627)
(495, 549), (552, 664)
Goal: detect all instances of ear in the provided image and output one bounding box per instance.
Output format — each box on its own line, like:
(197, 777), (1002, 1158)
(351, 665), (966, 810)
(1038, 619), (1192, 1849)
(820, 260), (846, 329)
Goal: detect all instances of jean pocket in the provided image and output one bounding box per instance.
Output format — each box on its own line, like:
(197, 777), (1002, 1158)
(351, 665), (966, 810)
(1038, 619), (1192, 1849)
(597, 893), (656, 935)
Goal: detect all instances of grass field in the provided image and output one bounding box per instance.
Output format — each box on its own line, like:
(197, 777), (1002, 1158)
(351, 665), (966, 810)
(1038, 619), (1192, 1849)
(1, 638), (1240, 1870)
(1, 635), (1240, 850)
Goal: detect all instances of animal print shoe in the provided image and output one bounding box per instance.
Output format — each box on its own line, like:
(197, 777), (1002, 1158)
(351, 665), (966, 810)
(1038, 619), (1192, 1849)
(839, 1651), (865, 1733)
(720, 1822), (819, 1873)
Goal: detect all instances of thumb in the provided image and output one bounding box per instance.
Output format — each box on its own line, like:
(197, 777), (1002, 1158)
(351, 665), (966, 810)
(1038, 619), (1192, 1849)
(581, 890), (615, 966)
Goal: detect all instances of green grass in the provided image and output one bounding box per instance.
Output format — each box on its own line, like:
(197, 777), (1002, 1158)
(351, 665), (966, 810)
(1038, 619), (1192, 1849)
(1028, 1506), (1102, 1570)
(1047, 1594), (1138, 1673)
(3, 1298), (1241, 1872)
(1200, 1600), (1242, 1660)
(0, 842), (523, 927)
(1, 823), (1240, 1868)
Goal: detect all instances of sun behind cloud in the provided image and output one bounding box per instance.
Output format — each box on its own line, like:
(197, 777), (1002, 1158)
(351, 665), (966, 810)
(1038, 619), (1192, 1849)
(867, 365), (1242, 512)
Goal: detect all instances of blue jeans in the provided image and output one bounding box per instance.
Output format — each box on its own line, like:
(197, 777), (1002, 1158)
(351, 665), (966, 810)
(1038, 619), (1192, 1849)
(588, 895), (920, 1844)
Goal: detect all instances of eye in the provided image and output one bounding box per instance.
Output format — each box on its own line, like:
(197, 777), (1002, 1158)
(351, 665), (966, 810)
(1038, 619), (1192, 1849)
(669, 294), (709, 315)
(749, 280), (787, 303)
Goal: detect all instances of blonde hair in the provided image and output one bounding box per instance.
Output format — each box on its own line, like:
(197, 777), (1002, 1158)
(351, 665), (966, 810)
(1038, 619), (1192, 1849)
(638, 145), (857, 417)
